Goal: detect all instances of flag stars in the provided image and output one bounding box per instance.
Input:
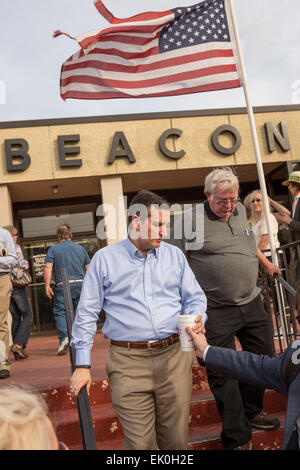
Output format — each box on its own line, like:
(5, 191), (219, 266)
(160, 0), (231, 53)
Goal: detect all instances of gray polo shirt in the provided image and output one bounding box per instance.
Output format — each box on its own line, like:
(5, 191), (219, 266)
(169, 201), (260, 306)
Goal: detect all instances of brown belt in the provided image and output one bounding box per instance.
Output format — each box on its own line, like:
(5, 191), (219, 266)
(111, 334), (179, 349)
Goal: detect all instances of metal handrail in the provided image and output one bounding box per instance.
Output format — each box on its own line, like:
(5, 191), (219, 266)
(61, 268), (98, 450)
(259, 240), (300, 352)
(274, 274), (296, 297)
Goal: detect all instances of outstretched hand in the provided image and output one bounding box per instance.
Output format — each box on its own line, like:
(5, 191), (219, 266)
(185, 326), (209, 359)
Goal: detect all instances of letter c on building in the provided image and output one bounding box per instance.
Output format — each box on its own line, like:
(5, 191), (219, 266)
(159, 128), (185, 160)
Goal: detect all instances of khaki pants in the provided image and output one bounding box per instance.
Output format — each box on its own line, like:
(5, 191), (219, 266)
(106, 341), (194, 450)
(0, 274), (12, 371)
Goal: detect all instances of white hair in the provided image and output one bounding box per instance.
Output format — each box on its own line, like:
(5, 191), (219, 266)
(0, 385), (55, 450)
(204, 167), (239, 195)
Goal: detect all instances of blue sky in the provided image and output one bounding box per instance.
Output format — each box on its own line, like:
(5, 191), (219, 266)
(1, 0), (300, 122)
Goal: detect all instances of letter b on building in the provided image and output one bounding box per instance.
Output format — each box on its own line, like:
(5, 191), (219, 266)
(5, 139), (31, 172)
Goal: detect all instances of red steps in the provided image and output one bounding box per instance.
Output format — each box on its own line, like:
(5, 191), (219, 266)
(41, 365), (287, 451)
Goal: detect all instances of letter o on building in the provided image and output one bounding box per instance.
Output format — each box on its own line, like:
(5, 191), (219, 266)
(211, 125), (242, 155)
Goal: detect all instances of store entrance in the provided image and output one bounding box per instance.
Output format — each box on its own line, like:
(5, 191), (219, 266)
(21, 236), (100, 334)
(14, 197), (102, 335)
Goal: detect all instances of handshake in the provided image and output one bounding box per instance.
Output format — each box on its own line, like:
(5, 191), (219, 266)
(186, 325), (209, 359)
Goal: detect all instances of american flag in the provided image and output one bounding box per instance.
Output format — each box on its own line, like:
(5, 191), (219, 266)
(55, 0), (241, 101)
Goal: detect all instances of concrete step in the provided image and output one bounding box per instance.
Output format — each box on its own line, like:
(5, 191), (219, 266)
(43, 365), (208, 412)
(188, 410), (285, 450)
(68, 411), (285, 451)
(51, 389), (287, 449)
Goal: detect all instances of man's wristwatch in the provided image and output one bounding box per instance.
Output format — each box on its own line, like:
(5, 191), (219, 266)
(74, 365), (91, 369)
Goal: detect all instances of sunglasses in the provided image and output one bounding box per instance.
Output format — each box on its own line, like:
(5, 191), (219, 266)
(251, 198), (261, 203)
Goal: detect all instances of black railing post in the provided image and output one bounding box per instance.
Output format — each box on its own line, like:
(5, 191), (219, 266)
(61, 268), (98, 450)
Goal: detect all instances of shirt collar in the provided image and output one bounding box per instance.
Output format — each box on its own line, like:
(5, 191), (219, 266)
(124, 236), (158, 259)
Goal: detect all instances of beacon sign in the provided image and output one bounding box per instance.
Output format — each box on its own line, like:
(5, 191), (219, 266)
(3, 120), (291, 172)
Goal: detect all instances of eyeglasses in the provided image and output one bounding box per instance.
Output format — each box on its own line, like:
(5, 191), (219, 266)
(251, 198), (262, 203)
(215, 198), (239, 206)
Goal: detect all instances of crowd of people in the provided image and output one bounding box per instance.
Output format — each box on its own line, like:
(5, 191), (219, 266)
(0, 166), (300, 450)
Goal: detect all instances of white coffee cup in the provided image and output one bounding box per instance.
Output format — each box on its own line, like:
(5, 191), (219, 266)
(178, 315), (198, 352)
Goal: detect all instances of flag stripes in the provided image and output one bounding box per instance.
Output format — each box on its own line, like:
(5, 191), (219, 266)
(56, 0), (241, 101)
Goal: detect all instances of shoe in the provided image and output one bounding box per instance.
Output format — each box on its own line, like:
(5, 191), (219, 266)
(250, 411), (280, 430)
(0, 370), (10, 379)
(232, 440), (253, 450)
(11, 345), (28, 360)
(57, 337), (69, 356)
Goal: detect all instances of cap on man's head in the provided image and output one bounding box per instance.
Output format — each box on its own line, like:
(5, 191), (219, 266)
(282, 171), (300, 186)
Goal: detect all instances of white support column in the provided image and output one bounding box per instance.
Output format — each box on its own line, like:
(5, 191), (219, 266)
(0, 185), (13, 227)
(100, 176), (127, 245)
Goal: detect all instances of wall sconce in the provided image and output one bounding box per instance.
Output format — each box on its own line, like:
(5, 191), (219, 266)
(52, 185), (59, 195)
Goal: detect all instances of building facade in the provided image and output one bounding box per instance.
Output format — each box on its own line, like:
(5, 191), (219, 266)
(1, 104), (300, 333)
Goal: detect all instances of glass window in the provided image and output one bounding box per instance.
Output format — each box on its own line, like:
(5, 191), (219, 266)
(22, 212), (94, 238)
(17, 202), (97, 239)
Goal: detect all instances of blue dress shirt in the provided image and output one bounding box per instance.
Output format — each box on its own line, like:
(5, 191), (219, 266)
(71, 237), (207, 365)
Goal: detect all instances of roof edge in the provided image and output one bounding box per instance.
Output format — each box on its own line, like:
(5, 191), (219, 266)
(1, 104), (300, 129)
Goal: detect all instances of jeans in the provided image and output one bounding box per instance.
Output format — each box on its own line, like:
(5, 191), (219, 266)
(10, 287), (33, 348)
(53, 283), (83, 343)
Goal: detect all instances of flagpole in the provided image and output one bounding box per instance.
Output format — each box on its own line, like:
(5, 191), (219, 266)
(226, 0), (277, 264)
(226, 0), (288, 347)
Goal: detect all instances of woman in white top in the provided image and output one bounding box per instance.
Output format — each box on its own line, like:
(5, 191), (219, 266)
(244, 190), (280, 256)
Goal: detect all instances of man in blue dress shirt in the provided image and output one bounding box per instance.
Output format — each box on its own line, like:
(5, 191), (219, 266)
(70, 190), (207, 450)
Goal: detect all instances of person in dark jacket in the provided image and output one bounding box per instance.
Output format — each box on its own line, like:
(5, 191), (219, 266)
(186, 291), (300, 451)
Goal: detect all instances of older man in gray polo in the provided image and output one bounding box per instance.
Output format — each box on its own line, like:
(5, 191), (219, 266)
(169, 167), (281, 450)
